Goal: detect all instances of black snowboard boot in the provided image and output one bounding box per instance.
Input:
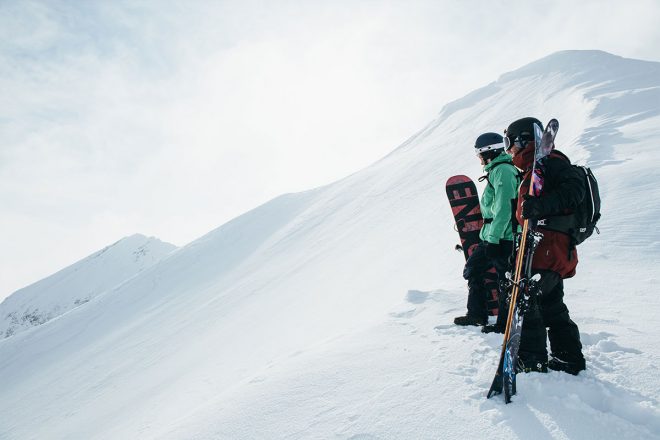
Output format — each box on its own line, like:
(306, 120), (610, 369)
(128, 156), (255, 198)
(549, 355), (586, 375)
(481, 323), (505, 334)
(453, 315), (486, 326)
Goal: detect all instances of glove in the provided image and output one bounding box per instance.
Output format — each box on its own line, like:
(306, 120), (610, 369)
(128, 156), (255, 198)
(484, 242), (501, 260)
(521, 195), (545, 219)
(462, 262), (472, 280)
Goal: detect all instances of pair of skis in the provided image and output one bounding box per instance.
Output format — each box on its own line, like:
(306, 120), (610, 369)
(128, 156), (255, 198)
(445, 119), (559, 403)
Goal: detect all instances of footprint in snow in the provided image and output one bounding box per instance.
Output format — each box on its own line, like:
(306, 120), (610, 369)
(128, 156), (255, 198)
(581, 331), (641, 353)
(581, 332), (642, 374)
(593, 339), (642, 354)
(580, 331), (616, 346)
(390, 289), (448, 320)
(539, 374), (660, 435)
(406, 289), (430, 304)
(387, 290), (430, 320)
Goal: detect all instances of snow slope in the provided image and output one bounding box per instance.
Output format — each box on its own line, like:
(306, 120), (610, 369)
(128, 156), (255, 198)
(0, 234), (177, 339)
(1, 50), (659, 439)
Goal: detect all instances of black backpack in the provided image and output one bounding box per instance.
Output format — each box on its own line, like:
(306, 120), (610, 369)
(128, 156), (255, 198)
(540, 164), (601, 245)
(571, 165), (601, 244)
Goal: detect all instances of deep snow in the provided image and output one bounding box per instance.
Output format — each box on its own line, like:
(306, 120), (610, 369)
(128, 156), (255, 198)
(0, 50), (659, 439)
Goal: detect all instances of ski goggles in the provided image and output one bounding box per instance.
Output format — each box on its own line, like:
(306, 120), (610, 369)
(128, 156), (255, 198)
(503, 134), (533, 151)
(475, 141), (505, 155)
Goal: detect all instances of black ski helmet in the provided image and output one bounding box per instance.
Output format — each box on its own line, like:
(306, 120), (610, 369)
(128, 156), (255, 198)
(504, 117), (543, 149)
(474, 132), (505, 160)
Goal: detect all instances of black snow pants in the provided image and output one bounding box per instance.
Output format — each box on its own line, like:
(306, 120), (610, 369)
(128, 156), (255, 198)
(518, 270), (585, 364)
(463, 241), (513, 321)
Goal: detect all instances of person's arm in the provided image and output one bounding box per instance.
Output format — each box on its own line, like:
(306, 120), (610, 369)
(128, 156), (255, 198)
(522, 156), (585, 219)
(541, 157), (585, 214)
(483, 165), (518, 243)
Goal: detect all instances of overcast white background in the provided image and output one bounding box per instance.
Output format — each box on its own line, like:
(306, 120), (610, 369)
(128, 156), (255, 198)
(1, 0), (659, 301)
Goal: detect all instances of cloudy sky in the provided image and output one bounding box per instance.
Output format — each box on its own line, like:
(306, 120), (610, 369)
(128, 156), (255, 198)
(1, 0), (659, 300)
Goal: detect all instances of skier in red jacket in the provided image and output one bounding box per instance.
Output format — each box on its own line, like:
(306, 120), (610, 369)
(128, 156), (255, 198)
(504, 117), (586, 375)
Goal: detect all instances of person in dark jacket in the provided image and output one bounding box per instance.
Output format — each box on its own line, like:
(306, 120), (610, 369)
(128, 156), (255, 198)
(454, 133), (518, 327)
(504, 117), (586, 375)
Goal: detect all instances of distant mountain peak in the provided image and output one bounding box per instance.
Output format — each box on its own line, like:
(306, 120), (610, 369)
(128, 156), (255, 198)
(498, 49), (651, 82)
(0, 234), (177, 339)
(430, 49), (660, 130)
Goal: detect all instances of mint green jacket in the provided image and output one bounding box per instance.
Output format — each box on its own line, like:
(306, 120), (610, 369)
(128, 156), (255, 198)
(479, 152), (519, 244)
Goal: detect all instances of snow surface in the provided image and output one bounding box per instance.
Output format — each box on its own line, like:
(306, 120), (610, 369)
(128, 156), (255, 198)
(0, 234), (177, 339)
(1, 50), (659, 439)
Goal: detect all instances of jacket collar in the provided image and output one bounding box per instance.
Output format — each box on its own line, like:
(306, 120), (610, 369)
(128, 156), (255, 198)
(484, 151), (513, 172)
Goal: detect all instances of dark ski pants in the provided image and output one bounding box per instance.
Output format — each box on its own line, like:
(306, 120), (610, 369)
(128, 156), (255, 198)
(518, 270), (584, 363)
(463, 241), (512, 321)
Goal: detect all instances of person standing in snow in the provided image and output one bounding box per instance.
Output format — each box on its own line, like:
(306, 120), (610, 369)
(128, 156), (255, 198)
(504, 116), (586, 375)
(454, 133), (519, 328)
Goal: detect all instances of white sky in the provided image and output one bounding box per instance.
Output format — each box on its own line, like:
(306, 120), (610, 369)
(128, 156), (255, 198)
(1, 0), (659, 301)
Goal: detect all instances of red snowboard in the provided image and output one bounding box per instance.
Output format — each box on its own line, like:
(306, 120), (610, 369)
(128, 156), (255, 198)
(446, 175), (499, 316)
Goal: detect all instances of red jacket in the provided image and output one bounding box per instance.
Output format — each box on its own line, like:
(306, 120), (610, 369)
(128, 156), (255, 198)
(513, 148), (583, 279)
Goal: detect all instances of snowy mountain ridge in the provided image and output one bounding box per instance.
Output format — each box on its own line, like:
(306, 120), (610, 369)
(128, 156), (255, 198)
(0, 234), (177, 339)
(1, 50), (659, 439)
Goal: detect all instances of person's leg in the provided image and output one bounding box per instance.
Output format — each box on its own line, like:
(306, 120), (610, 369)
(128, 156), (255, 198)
(540, 273), (585, 374)
(482, 240), (513, 333)
(516, 269), (554, 372)
(455, 242), (490, 326)
(517, 306), (548, 372)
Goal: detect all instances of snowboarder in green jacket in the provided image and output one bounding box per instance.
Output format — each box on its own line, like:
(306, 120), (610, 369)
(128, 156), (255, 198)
(454, 133), (519, 328)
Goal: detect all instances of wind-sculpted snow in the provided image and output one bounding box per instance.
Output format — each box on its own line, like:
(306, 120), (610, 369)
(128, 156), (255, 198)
(0, 50), (659, 439)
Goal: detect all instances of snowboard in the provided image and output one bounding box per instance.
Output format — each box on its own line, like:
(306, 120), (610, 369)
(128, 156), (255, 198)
(446, 175), (499, 316)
